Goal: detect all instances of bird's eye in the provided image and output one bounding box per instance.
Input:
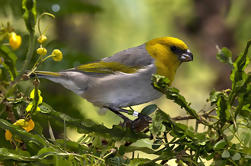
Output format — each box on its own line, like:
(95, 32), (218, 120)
(170, 46), (184, 55)
(170, 46), (178, 52)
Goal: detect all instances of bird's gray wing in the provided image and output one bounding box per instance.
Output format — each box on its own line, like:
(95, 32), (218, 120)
(67, 44), (154, 75)
(102, 44), (154, 67)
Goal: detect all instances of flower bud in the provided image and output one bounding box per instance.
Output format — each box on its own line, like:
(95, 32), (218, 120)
(51, 49), (63, 62)
(37, 34), (47, 44)
(9, 32), (22, 50)
(36, 47), (47, 56)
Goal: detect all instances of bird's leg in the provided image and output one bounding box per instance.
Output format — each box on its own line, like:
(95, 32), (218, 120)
(132, 115), (152, 132)
(129, 106), (151, 121)
(128, 107), (152, 131)
(105, 106), (152, 131)
(105, 106), (132, 127)
(128, 106), (140, 117)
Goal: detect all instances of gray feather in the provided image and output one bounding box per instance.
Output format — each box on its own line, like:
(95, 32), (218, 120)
(102, 44), (154, 67)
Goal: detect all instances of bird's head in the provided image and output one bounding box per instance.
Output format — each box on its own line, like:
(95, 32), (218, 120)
(145, 37), (193, 82)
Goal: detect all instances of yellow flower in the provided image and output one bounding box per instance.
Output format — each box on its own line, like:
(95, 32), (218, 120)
(30, 89), (43, 104)
(37, 47), (47, 56)
(5, 130), (12, 141)
(26, 89), (43, 112)
(13, 119), (26, 126)
(26, 103), (41, 112)
(37, 34), (47, 44)
(9, 32), (22, 50)
(5, 119), (35, 142)
(22, 119), (35, 132)
(51, 49), (63, 62)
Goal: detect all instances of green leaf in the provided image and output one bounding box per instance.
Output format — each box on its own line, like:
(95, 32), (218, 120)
(232, 153), (241, 161)
(0, 45), (17, 80)
(152, 74), (171, 89)
(152, 139), (162, 150)
(208, 90), (223, 105)
(157, 150), (175, 162)
(0, 130), (12, 149)
(152, 75), (201, 123)
(118, 145), (126, 155)
(55, 139), (89, 153)
(221, 150), (230, 158)
(0, 148), (32, 161)
(0, 146), (92, 163)
(216, 47), (233, 65)
(216, 94), (230, 125)
(55, 156), (73, 166)
(0, 119), (46, 148)
(150, 109), (169, 137)
(107, 156), (129, 166)
(230, 40), (251, 89)
(214, 140), (227, 150)
(22, 0), (37, 33)
(37, 147), (57, 156)
(39, 103), (148, 142)
(141, 104), (157, 116)
(237, 73), (251, 106)
(129, 158), (159, 166)
(123, 146), (157, 155)
(242, 104), (251, 112)
(40, 102), (53, 113)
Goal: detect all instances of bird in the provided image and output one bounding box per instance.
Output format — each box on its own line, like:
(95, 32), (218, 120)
(33, 37), (193, 122)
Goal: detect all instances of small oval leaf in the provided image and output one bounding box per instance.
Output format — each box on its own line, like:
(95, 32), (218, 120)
(214, 140), (226, 150)
(221, 150), (230, 158)
(141, 104), (157, 116)
(232, 153), (241, 161)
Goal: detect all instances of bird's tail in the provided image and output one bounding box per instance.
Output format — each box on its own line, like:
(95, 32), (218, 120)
(31, 71), (62, 79)
(31, 71), (66, 85)
(31, 71), (85, 95)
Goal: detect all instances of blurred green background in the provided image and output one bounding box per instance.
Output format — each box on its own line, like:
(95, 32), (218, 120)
(1, 0), (250, 147)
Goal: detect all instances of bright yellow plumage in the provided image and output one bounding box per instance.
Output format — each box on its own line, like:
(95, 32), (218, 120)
(146, 37), (190, 83)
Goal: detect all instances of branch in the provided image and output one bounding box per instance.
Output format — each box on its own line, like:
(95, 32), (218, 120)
(172, 109), (216, 122)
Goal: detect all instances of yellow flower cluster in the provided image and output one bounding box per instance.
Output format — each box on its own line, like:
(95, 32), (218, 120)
(36, 34), (63, 62)
(5, 119), (35, 142)
(36, 34), (48, 57)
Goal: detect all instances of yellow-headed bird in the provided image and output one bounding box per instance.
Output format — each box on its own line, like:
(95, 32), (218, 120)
(34, 37), (193, 121)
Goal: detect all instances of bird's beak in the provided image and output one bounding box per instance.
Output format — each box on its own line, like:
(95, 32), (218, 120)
(179, 49), (193, 62)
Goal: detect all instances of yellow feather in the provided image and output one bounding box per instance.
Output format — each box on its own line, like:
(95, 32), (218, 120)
(76, 61), (142, 74)
(145, 37), (188, 83)
(35, 71), (61, 77)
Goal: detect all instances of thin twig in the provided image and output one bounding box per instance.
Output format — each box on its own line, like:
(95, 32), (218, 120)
(172, 109), (216, 122)
(172, 115), (195, 121)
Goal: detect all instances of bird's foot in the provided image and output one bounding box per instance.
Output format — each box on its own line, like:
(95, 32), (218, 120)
(132, 113), (152, 132)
